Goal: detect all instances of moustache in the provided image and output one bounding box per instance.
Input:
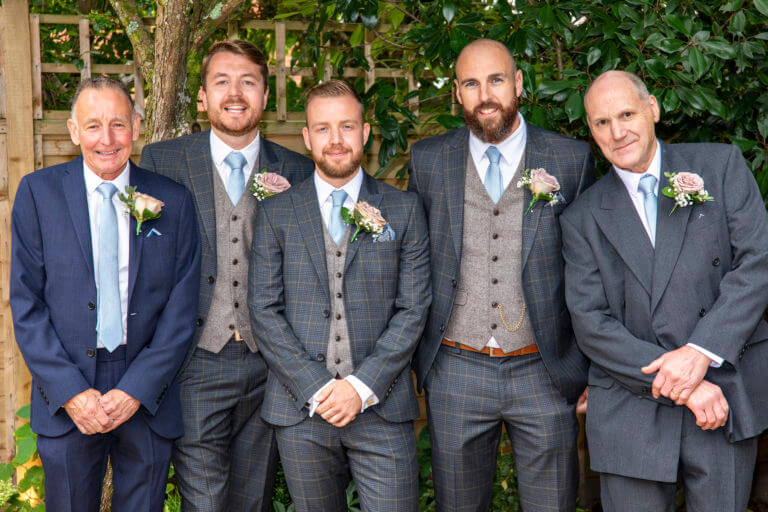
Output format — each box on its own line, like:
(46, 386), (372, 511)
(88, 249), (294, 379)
(473, 102), (504, 115)
(323, 144), (352, 155)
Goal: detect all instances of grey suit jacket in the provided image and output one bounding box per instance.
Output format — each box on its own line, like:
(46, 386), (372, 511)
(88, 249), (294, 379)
(561, 142), (768, 481)
(248, 172), (431, 427)
(408, 125), (595, 401)
(139, 131), (314, 363)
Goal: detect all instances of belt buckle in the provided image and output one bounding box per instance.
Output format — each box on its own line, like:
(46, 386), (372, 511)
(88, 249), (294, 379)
(488, 347), (503, 357)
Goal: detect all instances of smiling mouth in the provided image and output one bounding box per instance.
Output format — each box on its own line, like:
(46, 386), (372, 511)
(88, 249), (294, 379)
(224, 105), (247, 113)
(96, 150), (120, 156)
(614, 141), (636, 152)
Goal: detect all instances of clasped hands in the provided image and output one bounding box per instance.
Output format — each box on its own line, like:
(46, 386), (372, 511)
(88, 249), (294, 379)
(63, 388), (140, 435)
(642, 345), (728, 431)
(314, 379), (362, 428)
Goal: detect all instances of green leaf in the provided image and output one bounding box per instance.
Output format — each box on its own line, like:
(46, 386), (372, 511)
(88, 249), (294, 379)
(618, 4), (640, 22)
(17, 465), (44, 493)
(755, 0), (768, 17)
(12, 438), (37, 465)
(442, 2), (456, 23)
(360, 1), (378, 29)
(16, 405), (30, 419)
(587, 47), (602, 66)
(378, 117), (399, 139)
(349, 25), (364, 48)
(662, 89), (680, 113)
(699, 39), (737, 59)
(537, 79), (579, 96)
(652, 37), (685, 53)
(0, 462), (14, 480)
(664, 14), (689, 35)
(340, 207), (354, 224)
(537, 5), (556, 28)
(758, 114), (768, 139)
(755, 32), (768, 41)
(732, 138), (758, 152)
(688, 46), (709, 79)
(436, 114), (465, 130)
(564, 91), (585, 122)
(14, 422), (34, 440)
(692, 31), (711, 43)
(729, 10), (746, 34)
(719, 0), (745, 11)
(389, 6), (405, 29)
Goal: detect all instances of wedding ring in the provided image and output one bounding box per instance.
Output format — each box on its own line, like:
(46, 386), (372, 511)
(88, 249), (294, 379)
(671, 389), (681, 397)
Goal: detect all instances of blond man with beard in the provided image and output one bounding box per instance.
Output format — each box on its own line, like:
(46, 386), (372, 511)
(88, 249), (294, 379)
(249, 80), (430, 512)
(408, 39), (595, 511)
(140, 40), (313, 511)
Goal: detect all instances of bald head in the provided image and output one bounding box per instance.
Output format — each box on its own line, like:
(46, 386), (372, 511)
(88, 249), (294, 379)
(584, 71), (650, 111)
(456, 39), (517, 76)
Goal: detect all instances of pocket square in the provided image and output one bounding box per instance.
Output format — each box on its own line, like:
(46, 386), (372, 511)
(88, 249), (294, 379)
(373, 224), (396, 242)
(146, 227), (163, 238)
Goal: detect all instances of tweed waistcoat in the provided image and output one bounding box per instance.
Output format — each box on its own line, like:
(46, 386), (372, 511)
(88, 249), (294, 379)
(198, 168), (259, 352)
(444, 154), (537, 352)
(322, 222), (354, 378)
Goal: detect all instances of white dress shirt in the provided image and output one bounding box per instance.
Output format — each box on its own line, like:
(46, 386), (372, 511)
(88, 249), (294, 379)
(467, 113), (528, 349)
(309, 169), (379, 416)
(210, 130), (260, 190)
(84, 162), (130, 348)
(614, 141), (722, 366)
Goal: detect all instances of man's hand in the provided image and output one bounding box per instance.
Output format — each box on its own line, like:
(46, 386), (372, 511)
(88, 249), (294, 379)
(685, 380), (729, 430)
(99, 389), (140, 432)
(576, 387), (588, 416)
(63, 388), (112, 435)
(315, 380), (362, 428)
(641, 345), (712, 403)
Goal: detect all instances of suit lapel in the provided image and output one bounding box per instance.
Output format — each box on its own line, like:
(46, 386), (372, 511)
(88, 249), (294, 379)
(259, 137), (283, 175)
(650, 144), (693, 313)
(592, 171), (655, 297)
(344, 172), (382, 272)
(128, 163), (145, 303)
(292, 178), (329, 292)
(444, 128), (469, 262)
(63, 156), (95, 277)
(186, 131), (217, 254)
(520, 132), (544, 271)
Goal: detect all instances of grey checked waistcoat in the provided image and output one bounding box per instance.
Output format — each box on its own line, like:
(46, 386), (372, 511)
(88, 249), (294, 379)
(444, 154), (537, 353)
(198, 167), (260, 353)
(322, 222), (354, 378)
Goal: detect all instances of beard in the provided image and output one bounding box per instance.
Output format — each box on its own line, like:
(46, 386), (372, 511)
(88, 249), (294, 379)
(207, 99), (261, 138)
(463, 98), (519, 144)
(315, 143), (363, 179)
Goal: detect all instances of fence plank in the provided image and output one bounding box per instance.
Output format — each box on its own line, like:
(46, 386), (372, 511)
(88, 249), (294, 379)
(134, 63), (145, 119)
(30, 14), (43, 120)
(78, 18), (91, 79)
(364, 29), (375, 91)
(275, 21), (287, 121)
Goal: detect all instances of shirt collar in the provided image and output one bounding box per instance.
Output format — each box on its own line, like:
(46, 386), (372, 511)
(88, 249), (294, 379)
(209, 130), (261, 169)
(314, 167), (364, 206)
(614, 140), (662, 195)
(468, 112), (527, 166)
(83, 160), (131, 196)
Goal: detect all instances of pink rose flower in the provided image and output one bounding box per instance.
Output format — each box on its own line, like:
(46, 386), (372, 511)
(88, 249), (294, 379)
(529, 168), (560, 195)
(133, 192), (164, 215)
(260, 172), (291, 194)
(354, 201), (386, 233)
(672, 172), (704, 194)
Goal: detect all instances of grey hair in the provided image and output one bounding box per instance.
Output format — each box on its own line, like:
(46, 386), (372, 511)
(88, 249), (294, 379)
(70, 76), (135, 121)
(584, 70), (650, 108)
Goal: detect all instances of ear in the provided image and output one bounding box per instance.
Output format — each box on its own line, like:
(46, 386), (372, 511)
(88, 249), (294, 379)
(514, 69), (523, 99)
(302, 126), (312, 152)
(363, 122), (371, 146)
(454, 78), (464, 106)
(67, 118), (80, 146)
(648, 95), (660, 122)
(131, 113), (141, 142)
(199, 86), (208, 112)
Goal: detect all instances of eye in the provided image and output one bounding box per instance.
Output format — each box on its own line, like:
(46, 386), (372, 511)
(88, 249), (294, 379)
(491, 77), (504, 84)
(243, 80), (255, 87)
(622, 112), (633, 119)
(463, 80), (478, 88)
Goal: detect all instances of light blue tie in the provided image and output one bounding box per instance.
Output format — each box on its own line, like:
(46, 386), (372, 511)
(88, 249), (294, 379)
(484, 146), (503, 203)
(638, 174), (658, 246)
(328, 189), (348, 245)
(97, 182), (122, 352)
(225, 151), (247, 205)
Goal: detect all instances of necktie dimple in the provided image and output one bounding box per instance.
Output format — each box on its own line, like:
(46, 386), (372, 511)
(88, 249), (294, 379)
(225, 151), (247, 205)
(97, 182), (122, 352)
(328, 189), (348, 245)
(484, 146), (503, 203)
(638, 174), (658, 246)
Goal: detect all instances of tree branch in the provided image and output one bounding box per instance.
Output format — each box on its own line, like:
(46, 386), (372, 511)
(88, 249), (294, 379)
(380, 0), (424, 25)
(553, 34), (563, 80)
(371, 28), (418, 51)
(109, 0), (154, 79)
(190, 0), (246, 52)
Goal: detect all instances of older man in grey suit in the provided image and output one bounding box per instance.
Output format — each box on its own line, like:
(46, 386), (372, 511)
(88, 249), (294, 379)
(249, 80), (430, 511)
(408, 39), (594, 511)
(561, 70), (768, 511)
(140, 40), (313, 511)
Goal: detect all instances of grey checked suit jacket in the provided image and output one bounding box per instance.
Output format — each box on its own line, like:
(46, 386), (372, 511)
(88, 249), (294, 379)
(561, 142), (768, 481)
(140, 131), (314, 363)
(248, 172), (431, 427)
(408, 125), (595, 402)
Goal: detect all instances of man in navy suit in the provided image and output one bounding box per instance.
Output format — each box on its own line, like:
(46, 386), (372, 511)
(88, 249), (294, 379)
(10, 77), (200, 511)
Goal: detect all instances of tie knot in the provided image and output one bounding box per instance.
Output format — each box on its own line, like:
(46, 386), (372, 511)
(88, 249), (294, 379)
(485, 146), (501, 165)
(638, 174), (657, 196)
(331, 189), (348, 207)
(225, 151), (247, 171)
(98, 182), (117, 199)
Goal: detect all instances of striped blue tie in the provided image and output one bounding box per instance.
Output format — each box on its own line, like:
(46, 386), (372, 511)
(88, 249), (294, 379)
(97, 182), (122, 352)
(484, 146), (503, 203)
(638, 174), (658, 246)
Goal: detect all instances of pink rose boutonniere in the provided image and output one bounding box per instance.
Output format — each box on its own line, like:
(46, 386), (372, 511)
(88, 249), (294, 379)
(660, 171), (714, 215)
(118, 186), (164, 235)
(341, 201), (387, 242)
(250, 169), (291, 201)
(516, 168), (565, 214)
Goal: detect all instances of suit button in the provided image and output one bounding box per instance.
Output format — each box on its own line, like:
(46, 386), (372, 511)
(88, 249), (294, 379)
(492, 233), (499, 240)
(88, 301), (95, 310)
(493, 209), (500, 216)
(233, 280), (239, 287)
(316, 353), (325, 362)
(451, 279), (457, 288)
(232, 237), (239, 243)
(234, 302), (239, 308)
(336, 251), (342, 257)
(439, 324), (445, 332)
(491, 302), (498, 308)
(232, 259), (238, 265)
(491, 323), (497, 330)
(642, 387), (651, 394)
(335, 313), (341, 320)
(335, 358), (341, 364)
(336, 292), (342, 298)
(491, 255), (498, 262)
(491, 278), (498, 284)
(323, 310), (330, 318)
(232, 215), (238, 221)
(335, 335), (341, 342)
(228, 324), (235, 330)
(699, 308), (706, 317)
(208, 275), (215, 284)
(196, 318), (204, 326)
(86, 349), (95, 357)
(712, 258), (720, 266)
(336, 272), (342, 278)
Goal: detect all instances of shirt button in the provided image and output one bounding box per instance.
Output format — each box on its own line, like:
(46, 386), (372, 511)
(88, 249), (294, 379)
(493, 209), (500, 216)
(699, 308), (706, 317)
(232, 215), (238, 221)
(335, 335), (341, 342)
(335, 358), (341, 365)
(196, 318), (204, 326)
(492, 233), (499, 240)
(491, 278), (498, 284)
(208, 275), (215, 284)
(451, 279), (457, 288)
(336, 251), (342, 257)
(228, 324), (235, 330)
(712, 257), (720, 266)
(335, 313), (341, 320)
(323, 310), (330, 318)
(232, 237), (239, 243)
(491, 323), (497, 330)
(88, 301), (95, 310)
(336, 272), (342, 278)
(234, 302), (239, 308)
(336, 292), (342, 298)
(233, 280), (239, 287)
(86, 349), (95, 357)
(316, 353), (325, 362)
(491, 256), (498, 262)
(491, 302), (498, 308)
(232, 259), (238, 265)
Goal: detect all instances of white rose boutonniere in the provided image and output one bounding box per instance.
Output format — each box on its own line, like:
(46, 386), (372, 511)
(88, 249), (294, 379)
(516, 168), (565, 214)
(118, 186), (164, 235)
(341, 201), (386, 243)
(661, 171), (714, 215)
(249, 169), (291, 201)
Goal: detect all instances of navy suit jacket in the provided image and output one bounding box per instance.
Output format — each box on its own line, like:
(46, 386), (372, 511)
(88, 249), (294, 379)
(249, 172), (431, 426)
(408, 125), (595, 401)
(10, 157), (201, 439)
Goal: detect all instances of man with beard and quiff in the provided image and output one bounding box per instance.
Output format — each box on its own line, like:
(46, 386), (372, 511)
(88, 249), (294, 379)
(408, 38), (595, 511)
(140, 40), (313, 511)
(249, 80), (430, 511)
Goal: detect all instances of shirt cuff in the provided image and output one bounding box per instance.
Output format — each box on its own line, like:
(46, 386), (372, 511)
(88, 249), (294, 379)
(346, 375), (379, 412)
(308, 379), (335, 417)
(686, 343), (724, 368)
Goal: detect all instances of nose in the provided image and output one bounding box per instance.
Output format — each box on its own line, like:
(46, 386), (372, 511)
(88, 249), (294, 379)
(99, 125), (114, 145)
(329, 127), (343, 143)
(478, 83), (492, 103)
(609, 121), (625, 140)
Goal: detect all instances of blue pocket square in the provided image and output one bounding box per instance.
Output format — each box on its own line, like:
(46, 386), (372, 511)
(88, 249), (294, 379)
(373, 224), (396, 242)
(146, 228), (163, 238)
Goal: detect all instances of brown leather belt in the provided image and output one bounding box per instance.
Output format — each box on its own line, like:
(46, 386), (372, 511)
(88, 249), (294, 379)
(441, 338), (538, 358)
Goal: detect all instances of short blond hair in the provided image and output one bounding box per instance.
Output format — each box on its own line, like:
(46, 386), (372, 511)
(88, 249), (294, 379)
(304, 80), (364, 117)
